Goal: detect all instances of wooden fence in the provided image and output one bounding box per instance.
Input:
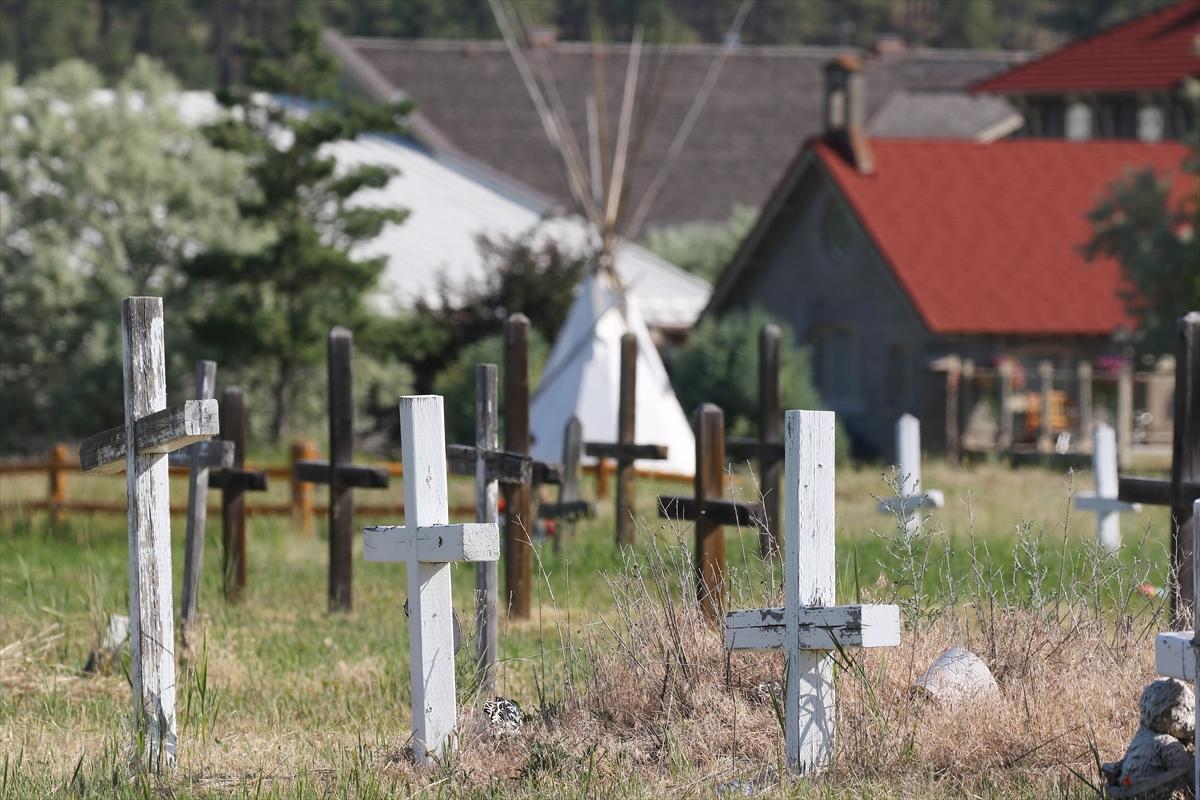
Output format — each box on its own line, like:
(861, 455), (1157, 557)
(0, 441), (688, 532)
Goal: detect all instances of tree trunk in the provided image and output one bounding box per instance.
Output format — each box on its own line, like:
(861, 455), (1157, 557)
(271, 358), (294, 442)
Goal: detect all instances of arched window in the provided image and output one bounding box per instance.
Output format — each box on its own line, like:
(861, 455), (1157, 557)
(810, 325), (862, 409)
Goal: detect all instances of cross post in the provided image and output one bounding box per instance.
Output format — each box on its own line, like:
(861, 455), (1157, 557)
(172, 360), (232, 632)
(1074, 422), (1140, 551)
(725, 409), (901, 774)
(504, 314), (534, 618)
(78, 297), (221, 767)
(1153, 496), (1200, 800)
(363, 395), (500, 765)
(207, 386), (268, 602)
(877, 414), (944, 534)
(292, 326), (391, 612)
(725, 324), (784, 559)
(1119, 313), (1200, 619)
(659, 404), (765, 619)
(585, 332), (669, 548)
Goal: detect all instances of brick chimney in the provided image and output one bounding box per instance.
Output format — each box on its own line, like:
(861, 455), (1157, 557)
(823, 55), (875, 174)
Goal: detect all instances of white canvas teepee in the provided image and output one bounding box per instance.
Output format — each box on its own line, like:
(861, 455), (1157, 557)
(530, 271), (696, 478)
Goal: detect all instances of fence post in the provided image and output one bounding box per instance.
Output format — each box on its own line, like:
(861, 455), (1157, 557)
(595, 458), (609, 498)
(48, 442), (68, 523)
(944, 358), (962, 463)
(1038, 360), (1054, 454)
(997, 360), (1014, 452)
(1077, 361), (1093, 452)
(292, 440), (317, 537)
(1117, 360), (1133, 467)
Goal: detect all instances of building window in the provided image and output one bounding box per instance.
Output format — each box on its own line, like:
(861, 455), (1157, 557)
(820, 198), (853, 261)
(1066, 101), (1092, 140)
(810, 325), (862, 409)
(1138, 104), (1165, 142)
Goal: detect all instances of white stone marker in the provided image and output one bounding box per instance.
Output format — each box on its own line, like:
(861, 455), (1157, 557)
(363, 395), (500, 765)
(1074, 422), (1141, 551)
(878, 414), (944, 533)
(726, 410), (902, 773)
(1153, 498), (1200, 800)
(78, 297), (221, 767)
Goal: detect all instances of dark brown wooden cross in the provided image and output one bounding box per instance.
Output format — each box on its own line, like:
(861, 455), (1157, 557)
(585, 332), (669, 547)
(503, 314), (535, 618)
(539, 415), (593, 525)
(1119, 312), (1200, 620)
(659, 403), (766, 619)
(292, 326), (390, 612)
(207, 386), (268, 603)
(723, 323), (784, 558)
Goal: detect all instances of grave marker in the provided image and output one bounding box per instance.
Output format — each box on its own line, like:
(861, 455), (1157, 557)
(659, 404), (764, 619)
(585, 332), (669, 547)
(1152, 496), (1200, 800)
(292, 326), (390, 612)
(504, 315), (534, 618)
(1119, 313), (1200, 618)
(877, 414), (944, 534)
(539, 415), (593, 535)
(725, 324), (784, 558)
(208, 387), (268, 602)
(726, 409), (902, 774)
(363, 395), (500, 765)
(1075, 422), (1141, 551)
(79, 297), (220, 766)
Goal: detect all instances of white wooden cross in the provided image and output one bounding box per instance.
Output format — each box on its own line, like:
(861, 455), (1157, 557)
(1153, 498), (1200, 799)
(726, 410), (902, 773)
(363, 395), (500, 765)
(877, 414), (944, 533)
(1074, 422), (1141, 551)
(78, 297), (221, 768)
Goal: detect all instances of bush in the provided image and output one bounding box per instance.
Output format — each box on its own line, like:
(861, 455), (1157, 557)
(642, 205), (757, 282)
(669, 308), (848, 460)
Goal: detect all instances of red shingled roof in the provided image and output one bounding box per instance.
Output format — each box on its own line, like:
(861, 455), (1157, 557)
(972, 0), (1200, 94)
(813, 138), (1191, 335)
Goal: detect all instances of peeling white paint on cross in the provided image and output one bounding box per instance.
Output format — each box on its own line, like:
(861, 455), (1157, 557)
(78, 297), (221, 768)
(877, 414), (943, 533)
(1153, 497), (1200, 800)
(1074, 422), (1141, 551)
(363, 395), (500, 765)
(726, 410), (902, 773)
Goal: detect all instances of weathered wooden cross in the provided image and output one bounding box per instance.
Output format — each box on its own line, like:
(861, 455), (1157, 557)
(725, 409), (902, 774)
(79, 297), (221, 766)
(363, 395), (500, 765)
(292, 326), (390, 612)
(1118, 313), (1199, 617)
(502, 314), (537, 618)
(444, 363), (561, 690)
(208, 386), (268, 602)
(877, 414), (944, 534)
(585, 332), (669, 547)
(724, 323), (784, 558)
(1153, 496), (1200, 800)
(659, 404), (765, 619)
(539, 415), (594, 533)
(168, 360), (232, 632)
(1074, 422), (1141, 552)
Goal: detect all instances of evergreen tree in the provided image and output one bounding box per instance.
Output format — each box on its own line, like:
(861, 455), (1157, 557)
(183, 21), (409, 440)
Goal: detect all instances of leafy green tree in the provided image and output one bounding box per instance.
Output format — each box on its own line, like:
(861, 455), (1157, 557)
(183, 21), (410, 441)
(642, 206), (756, 282)
(1086, 82), (1200, 354)
(0, 58), (252, 451)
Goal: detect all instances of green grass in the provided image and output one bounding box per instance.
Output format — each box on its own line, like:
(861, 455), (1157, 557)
(0, 459), (1175, 798)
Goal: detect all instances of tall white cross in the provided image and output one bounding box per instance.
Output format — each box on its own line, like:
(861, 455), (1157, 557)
(363, 395), (500, 765)
(1074, 422), (1141, 551)
(1153, 498), (1200, 799)
(877, 414), (944, 533)
(78, 297), (221, 768)
(726, 410), (902, 773)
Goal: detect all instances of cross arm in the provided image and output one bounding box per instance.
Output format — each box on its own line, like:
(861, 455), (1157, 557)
(724, 437), (785, 463)
(362, 523), (500, 563)
(585, 442), (669, 461)
(167, 439), (235, 469)
(725, 604), (902, 651)
(1074, 493), (1141, 514)
(657, 495), (765, 529)
(538, 499), (593, 520)
(80, 399), (220, 474)
(293, 460), (390, 488)
(209, 468), (269, 492)
(1156, 631), (1196, 681)
(1119, 476), (1200, 506)
(877, 490), (945, 514)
